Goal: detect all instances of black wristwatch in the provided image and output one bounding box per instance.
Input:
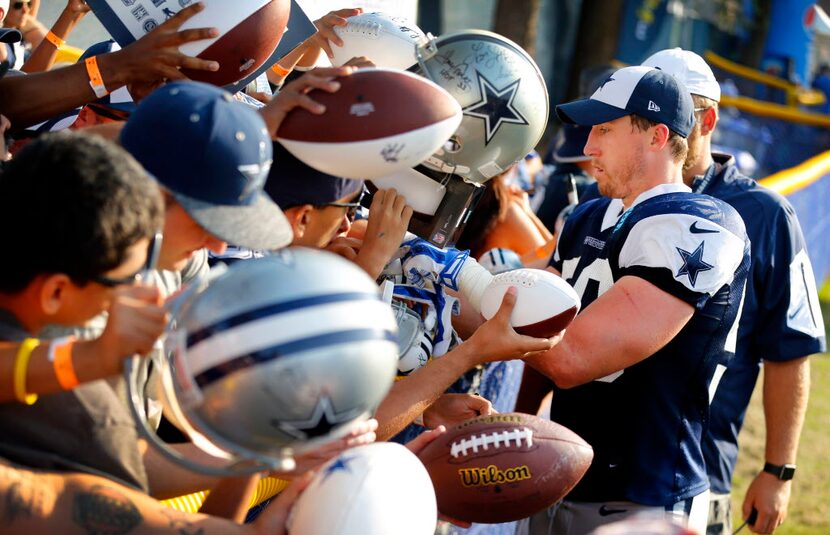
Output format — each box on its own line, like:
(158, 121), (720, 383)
(763, 462), (796, 481)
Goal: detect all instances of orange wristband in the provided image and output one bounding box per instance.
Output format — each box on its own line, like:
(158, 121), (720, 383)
(271, 63), (291, 77)
(45, 31), (65, 48)
(49, 336), (79, 390)
(85, 55), (109, 98)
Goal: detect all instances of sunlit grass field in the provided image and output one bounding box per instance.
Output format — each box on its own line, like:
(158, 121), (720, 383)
(730, 282), (830, 534)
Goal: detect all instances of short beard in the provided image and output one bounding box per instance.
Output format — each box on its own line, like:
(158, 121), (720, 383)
(683, 126), (704, 176)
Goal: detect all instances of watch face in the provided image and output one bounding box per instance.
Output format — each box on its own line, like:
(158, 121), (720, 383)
(765, 462), (796, 480)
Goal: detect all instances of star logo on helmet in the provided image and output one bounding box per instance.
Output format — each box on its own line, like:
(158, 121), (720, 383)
(462, 71), (528, 145)
(272, 396), (364, 440)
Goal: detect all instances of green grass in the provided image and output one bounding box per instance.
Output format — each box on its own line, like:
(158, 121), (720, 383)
(730, 281), (830, 534)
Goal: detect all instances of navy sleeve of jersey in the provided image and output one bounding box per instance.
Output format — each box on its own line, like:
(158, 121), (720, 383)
(610, 196), (748, 309)
(751, 198), (826, 361)
(550, 202), (588, 272)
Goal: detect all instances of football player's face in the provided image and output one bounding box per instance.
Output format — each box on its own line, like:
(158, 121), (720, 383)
(584, 117), (644, 200)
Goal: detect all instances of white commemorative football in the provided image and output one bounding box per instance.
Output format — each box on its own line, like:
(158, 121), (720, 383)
(288, 442), (437, 535)
(479, 268), (580, 337)
(277, 68), (462, 180)
(331, 12), (427, 69)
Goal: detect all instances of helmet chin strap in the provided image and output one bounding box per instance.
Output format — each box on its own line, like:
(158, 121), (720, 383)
(414, 32), (439, 75)
(422, 154), (472, 178)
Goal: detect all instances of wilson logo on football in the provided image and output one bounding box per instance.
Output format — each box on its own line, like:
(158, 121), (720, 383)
(458, 464), (532, 487)
(350, 102), (376, 117)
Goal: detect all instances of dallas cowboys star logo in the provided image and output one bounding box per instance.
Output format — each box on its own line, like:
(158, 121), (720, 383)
(322, 456), (355, 482)
(272, 396), (363, 440)
(237, 160), (270, 201)
(462, 71), (528, 145)
(675, 242), (714, 287)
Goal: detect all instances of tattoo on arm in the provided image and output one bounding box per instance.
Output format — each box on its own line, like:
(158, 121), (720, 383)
(0, 464), (45, 527)
(73, 485), (142, 535)
(3, 482), (34, 524)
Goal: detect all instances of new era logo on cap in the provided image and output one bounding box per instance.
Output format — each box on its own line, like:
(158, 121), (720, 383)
(555, 66), (695, 138)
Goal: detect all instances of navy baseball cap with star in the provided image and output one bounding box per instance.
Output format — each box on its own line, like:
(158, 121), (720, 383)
(556, 66), (695, 138)
(121, 81), (292, 250)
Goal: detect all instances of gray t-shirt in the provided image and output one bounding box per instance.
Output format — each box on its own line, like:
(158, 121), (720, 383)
(0, 251), (208, 492)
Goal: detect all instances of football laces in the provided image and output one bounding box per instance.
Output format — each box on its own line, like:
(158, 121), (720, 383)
(450, 428), (534, 458)
(341, 20), (381, 39)
(494, 270), (538, 288)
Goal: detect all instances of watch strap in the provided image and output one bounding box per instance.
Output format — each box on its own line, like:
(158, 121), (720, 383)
(763, 462), (796, 481)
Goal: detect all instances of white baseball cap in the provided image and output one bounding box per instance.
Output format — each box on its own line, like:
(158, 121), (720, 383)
(642, 48), (721, 102)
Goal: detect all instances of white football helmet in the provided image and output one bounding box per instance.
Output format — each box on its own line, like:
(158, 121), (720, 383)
(127, 249), (398, 475)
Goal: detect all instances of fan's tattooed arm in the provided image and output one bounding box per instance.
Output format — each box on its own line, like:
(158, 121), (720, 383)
(0, 460), (308, 535)
(72, 484), (143, 534)
(0, 459), (302, 535)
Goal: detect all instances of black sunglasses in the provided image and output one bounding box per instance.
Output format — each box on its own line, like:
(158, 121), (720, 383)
(320, 185), (368, 222)
(12, 2), (30, 10)
(92, 232), (163, 288)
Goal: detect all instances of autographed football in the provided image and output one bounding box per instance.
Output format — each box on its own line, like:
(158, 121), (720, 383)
(179, 0), (290, 87)
(288, 442), (437, 535)
(331, 11), (427, 69)
(277, 68), (462, 180)
(480, 268), (580, 337)
(417, 413), (593, 523)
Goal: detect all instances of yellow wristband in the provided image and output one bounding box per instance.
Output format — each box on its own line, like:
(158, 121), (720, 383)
(13, 338), (40, 405)
(85, 55), (109, 99)
(271, 63), (291, 77)
(45, 31), (65, 48)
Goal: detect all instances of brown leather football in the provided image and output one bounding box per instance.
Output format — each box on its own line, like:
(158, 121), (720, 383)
(417, 413), (593, 523)
(182, 0), (291, 87)
(276, 68), (462, 180)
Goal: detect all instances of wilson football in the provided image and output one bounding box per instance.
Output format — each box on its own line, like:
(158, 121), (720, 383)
(480, 268), (580, 337)
(277, 68), (462, 180)
(416, 413), (593, 523)
(330, 11), (427, 69)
